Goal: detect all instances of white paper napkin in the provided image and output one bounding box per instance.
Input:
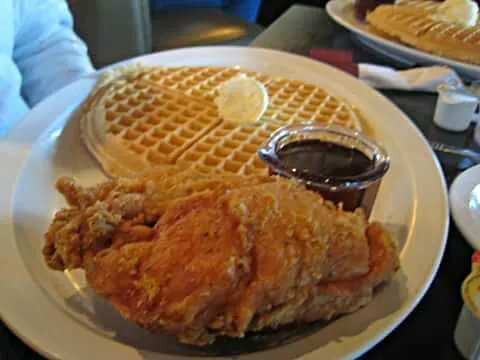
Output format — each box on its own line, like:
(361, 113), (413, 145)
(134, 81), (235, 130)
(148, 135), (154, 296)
(358, 64), (464, 92)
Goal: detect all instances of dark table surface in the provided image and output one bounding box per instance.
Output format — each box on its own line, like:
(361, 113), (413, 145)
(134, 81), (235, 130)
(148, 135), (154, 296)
(2, 4), (480, 360)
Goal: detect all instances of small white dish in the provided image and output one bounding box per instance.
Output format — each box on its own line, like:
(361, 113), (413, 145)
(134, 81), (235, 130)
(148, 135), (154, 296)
(450, 164), (480, 249)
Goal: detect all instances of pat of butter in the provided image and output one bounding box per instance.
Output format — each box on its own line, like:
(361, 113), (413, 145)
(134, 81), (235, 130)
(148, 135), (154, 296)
(435, 0), (479, 27)
(215, 74), (269, 125)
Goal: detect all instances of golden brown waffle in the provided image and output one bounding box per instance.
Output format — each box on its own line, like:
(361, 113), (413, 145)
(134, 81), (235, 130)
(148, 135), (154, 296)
(367, 5), (480, 65)
(139, 67), (365, 129)
(395, 0), (441, 11)
(81, 78), (222, 177)
(176, 121), (282, 176)
(81, 66), (369, 177)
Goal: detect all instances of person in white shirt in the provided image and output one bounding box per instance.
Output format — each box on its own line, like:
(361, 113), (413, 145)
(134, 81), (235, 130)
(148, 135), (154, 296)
(0, 0), (93, 137)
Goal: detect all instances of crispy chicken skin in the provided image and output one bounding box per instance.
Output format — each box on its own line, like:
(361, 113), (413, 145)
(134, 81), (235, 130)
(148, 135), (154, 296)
(43, 168), (399, 345)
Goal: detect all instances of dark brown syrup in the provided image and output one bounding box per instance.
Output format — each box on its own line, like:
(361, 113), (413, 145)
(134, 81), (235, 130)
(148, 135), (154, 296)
(272, 140), (380, 216)
(277, 140), (374, 180)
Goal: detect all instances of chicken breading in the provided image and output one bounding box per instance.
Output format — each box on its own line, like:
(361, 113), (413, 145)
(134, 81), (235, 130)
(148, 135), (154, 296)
(43, 168), (399, 345)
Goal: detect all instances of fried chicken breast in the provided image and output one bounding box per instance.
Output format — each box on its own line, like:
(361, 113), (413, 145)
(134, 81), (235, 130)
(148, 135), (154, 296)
(43, 168), (399, 345)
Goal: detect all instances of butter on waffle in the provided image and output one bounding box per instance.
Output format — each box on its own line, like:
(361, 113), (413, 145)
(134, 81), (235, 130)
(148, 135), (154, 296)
(139, 66), (365, 130)
(366, 5), (480, 65)
(81, 66), (370, 177)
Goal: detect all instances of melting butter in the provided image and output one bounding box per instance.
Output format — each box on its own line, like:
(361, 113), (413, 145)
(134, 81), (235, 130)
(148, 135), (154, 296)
(434, 0), (479, 27)
(214, 74), (269, 125)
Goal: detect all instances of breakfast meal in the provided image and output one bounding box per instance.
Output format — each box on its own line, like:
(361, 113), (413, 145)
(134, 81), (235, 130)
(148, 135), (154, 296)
(40, 63), (400, 347)
(43, 168), (400, 345)
(365, 0), (480, 65)
(80, 65), (369, 177)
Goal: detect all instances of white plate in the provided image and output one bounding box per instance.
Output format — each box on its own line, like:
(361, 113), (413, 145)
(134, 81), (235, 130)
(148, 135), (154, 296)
(326, 0), (480, 80)
(0, 46), (449, 360)
(450, 164), (480, 249)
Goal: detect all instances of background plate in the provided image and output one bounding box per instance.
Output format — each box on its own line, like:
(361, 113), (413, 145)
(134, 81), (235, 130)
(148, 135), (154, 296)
(450, 164), (480, 250)
(0, 46), (448, 360)
(326, 0), (480, 80)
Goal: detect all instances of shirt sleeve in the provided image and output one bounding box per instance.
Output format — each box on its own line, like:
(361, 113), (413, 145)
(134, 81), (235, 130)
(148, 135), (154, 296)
(13, 0), (94, 107)
(225, 0), (262, 22)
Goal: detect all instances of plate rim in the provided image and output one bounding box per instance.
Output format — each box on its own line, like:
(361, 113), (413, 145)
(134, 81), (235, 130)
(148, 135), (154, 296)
(325, 0), (480, 78)
(450, 164), (480, 249)
(0, 46), (449, 360)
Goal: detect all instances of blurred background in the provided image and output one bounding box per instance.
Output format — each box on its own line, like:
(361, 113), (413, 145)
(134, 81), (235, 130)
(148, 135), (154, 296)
(68, 0), (329, 68)
(258, 0), (329, 24)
